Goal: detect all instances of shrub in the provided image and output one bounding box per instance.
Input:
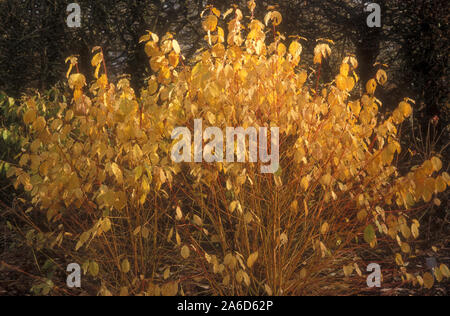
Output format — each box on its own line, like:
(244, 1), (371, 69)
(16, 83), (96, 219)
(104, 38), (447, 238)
(1, 92), (25, 203)
(9, 3), (449, 295)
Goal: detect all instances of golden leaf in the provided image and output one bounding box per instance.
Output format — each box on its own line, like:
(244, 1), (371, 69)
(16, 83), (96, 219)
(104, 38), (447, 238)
(401, 242), (411, 253)
(172, 40), (181, 54)
(366, 79), (377, 95)
(343, 264), (353, 277)
(320, 222), (329, 235)
(336, 74), (347, 91)
(68, 73), (86, 90)
(111, 163), (123, 184)
(175, 206), (183, 221)
(32, 116), (46, 132)
(247, 251), (259, 268)
(271, 11), (282, 26)
(440, 264), (450, 278)
(193, 214), (203, 226)
(399, 101), (412, 118)
(91, 52), (103, 67)
(430, 157), (442, 172)
(212, 8), (221, 18)
(163, 267), (170, 280)
(434, 268), (443, 283)
(423, 272), (434, 289)
(203, 15), (218, 32)
(23, 109), (37, 124)
(376, 69), (387, 85)
(340, 63), (349, 77)
(121, 259), (130, 273)
(181, 245), (190, 259)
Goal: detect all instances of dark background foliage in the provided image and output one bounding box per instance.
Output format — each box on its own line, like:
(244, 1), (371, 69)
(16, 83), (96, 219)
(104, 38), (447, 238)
(0, 1), (448, 119)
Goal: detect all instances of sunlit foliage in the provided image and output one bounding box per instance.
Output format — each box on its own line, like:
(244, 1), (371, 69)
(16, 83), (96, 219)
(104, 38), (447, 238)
(10, 3), (449, 295)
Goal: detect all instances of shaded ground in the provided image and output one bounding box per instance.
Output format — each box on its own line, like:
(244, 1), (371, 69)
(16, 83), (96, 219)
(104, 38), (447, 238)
(1, 203), (448, 296)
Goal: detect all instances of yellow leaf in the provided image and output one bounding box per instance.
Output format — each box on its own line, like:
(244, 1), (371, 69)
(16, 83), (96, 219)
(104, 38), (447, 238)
(277, 43), (286, 56)
(212, 8), (221, 18)
(299, 268), (307, 279)
(94, 63), (101, 79)
(161, 281), (178, 296)
(121, 259), (130, 273)
(98, 74), (108, 88)
(440, 264), (450, 278)
(223, 8), (233, 19)
(23, 109), (37, 124)
(400, 224), (411, 239)
(142, 227), (150, 239)
(32, 116), (46, 132)
(111, 163), (123, 184)
(434, 268), (443, 282)
(163, 267), (170, 280)
(133, 226), (141, 236)
(411, 223), (419, 239)
(193, 214), (203, 226)
(172, 40), (181, 54)
(142, 175), (150, 194)
(423, 272), (434, 289)
(313, 53), (322, 64)
(181, 245), (190, 259)
(357, 210), (367, 222)
(229, 200), (238, 213)
(66, 63), (73, 79)
(264, 12), (272, 26)
(101, 218), (112, 233)
(139, 34), (151, 43)
(289, 41), (302, 57)
(68, 73), (86, 90)
(271, 11), (282, 26)
(399, 101), (412, 118)
(74, 88), (83, 101)
(247, 251), (259, 268)
(91, 52), (103, 67)
(346, 76), (355, 91)
(175, 206), (183, 221)
(366, 79), (377, 95)
(416, 275), (424, 287)
(303, 199), (308, 217)
(343, 264), (353, 277)
(376, 69), (387, 85)
(430, 157), (442, 172)
(320, 173), (332, 186)
(401, 242), (411, 254)
(320, 222), (329, 235)
(169, 51), (179, 68)
(395, 253), (404, 266)
(316, 44), (331, 59)
(336, 74), (347, 90)
(340, 63), (349, 77)
(350, 101), (361, 116)
(119, 287), (128, 296)
(202, 15), (218, 32)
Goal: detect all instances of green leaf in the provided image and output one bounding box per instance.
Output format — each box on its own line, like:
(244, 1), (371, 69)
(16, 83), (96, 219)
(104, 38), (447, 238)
(364, 224), (376, 244)
(89, 261), (99, 277)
